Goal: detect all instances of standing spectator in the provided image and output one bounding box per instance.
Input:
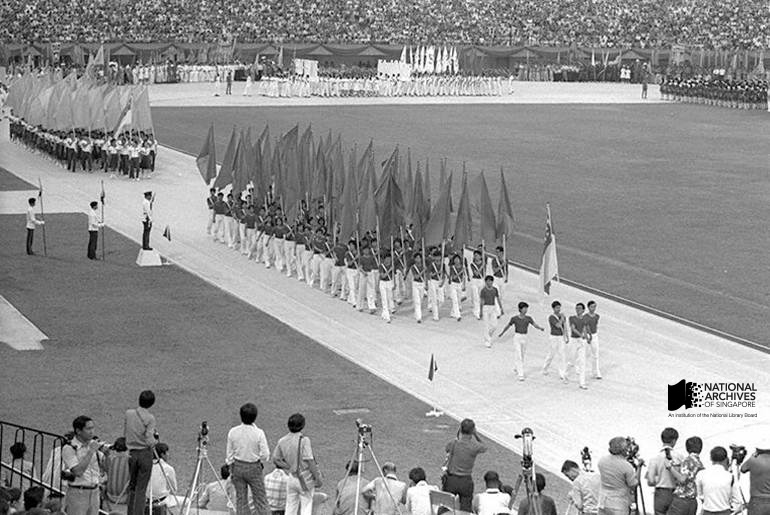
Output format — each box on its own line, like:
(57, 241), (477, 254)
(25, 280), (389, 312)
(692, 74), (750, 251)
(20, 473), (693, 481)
(105, 437), (130, 504)
(598, 437), (639, 515)
(272, 414), (322, 515)
(264, 467), (289, 515)
(668, 437), (704, 515)
(442, 419), (488, 512)
(61, 416), (107, 515)
(695, 446), (742, 515)
(146, 443), (177, 514)
(472, 471), (511, 515)
(740, 445), (770, 515)
(86, 201), (103, 260)
(25, 197), (45, 256)
(362, 462), (406, 515)
(516, 473), (557, 515)
(561, 460), (600, 515)
(198, 465), (236, 512)
(333, 461), (370, 515)
(226, 402), (270, 515)
(124, 390), (159, 515)
(1, 443), (36, 491)
(646, 428), (683, 515)
(402, 468), (437, 515)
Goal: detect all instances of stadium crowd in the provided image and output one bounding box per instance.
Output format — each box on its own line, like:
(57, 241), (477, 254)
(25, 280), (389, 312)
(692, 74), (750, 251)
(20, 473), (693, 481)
(1, 0), (770, 49)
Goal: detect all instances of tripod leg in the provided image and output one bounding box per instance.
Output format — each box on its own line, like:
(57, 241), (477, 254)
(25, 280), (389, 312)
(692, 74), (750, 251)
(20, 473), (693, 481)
(353, 442), (365, 515)
(181, 456), (204, 515)
(367, 446), (405, 515)
(203, 454), (235, 512)
(510, 473), (524, 507)
(333, 440), (363, 512)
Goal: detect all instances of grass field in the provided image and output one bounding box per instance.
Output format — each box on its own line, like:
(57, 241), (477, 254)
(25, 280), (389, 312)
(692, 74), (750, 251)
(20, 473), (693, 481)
(0, 212), (569, 507)
(153, 103), (770, 348)
(0, 166), (35, 190)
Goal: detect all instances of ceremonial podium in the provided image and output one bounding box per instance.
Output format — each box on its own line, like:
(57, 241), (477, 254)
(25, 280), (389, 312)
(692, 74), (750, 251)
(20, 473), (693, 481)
(136, 249), (162, 267)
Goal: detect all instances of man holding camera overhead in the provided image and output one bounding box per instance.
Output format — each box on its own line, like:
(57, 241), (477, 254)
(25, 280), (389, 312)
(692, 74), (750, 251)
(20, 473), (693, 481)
(645, 428), (685, 515)
(62, 415), (109, 515)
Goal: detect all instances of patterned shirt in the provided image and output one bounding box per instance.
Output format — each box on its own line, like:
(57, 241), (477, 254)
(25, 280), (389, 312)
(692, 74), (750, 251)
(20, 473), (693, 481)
(674, 453), (704, 499)
(264, 469), (288, 511)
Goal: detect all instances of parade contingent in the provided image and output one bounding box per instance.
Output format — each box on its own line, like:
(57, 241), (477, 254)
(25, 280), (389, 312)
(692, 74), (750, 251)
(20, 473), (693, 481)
(661, 77), (768, 109)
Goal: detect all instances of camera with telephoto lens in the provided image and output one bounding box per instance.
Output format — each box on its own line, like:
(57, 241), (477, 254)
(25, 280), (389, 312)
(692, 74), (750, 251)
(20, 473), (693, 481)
(198, 421), (209, 446)
(515, 428), (535, 470)
(355, 418), (373, 437)
(581, 447), (593, 471)
(730, 444), (747, 465)
(625, 437), (644, 469)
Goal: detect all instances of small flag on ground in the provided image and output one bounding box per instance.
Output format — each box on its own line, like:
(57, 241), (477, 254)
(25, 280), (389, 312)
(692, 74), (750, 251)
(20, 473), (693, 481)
(428, 353), (438, 381)
(162, 225), (171, 242)
(539, 203), (559, 295)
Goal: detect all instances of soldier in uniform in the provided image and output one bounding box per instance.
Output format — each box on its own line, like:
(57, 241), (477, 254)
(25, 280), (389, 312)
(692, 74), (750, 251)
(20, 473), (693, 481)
(141, 191), (153, 251)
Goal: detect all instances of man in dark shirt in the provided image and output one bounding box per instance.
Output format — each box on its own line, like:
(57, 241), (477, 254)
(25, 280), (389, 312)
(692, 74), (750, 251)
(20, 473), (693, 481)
(212, 192), (227, 243)
(584, 301), (602, 379)
(358, 245), (378, 314)
(344, 240), (359, 307)
(740, 447), (770, 515)
(443, 419), (488, 512)
(244, 205), (257, 258)
(499, 302), (544, 381)
(410, 252), (426, 323)
(543, 301), (569, 381)
(569, 303), (589, 390)
(331, 239), (348, 299)
(517, 473), (558, 515)
(480, 276), (503, 348)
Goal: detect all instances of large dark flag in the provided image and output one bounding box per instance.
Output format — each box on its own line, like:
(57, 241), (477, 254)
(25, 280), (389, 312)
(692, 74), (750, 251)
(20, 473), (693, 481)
(423, 171), (452, 247)
(478, 171), (497, 246)
(213, 126), (240, 190)
(196, 124), (217, 185)
(453, 171), (472, 246)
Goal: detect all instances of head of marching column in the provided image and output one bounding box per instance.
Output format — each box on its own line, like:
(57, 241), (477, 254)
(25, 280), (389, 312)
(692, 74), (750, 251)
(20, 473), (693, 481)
(518, 302), (529, 314)
(551, 301), (561, 314)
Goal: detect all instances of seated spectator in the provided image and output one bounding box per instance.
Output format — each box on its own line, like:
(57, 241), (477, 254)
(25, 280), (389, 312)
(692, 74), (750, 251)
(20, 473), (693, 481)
(1, 443), (36, 491)
(516, 474), (557, 515)
(402, 467), (437, 515)
(21, 487), (48, 515)
(333, 461), (370, 515)
(472, 471), (511, 515)
(362, 462), (407, 515)
(198, 465), (236, 512)
(105, 437), (130, 504)
(264, 467), (288, 515)
(146, 443), (177, 514)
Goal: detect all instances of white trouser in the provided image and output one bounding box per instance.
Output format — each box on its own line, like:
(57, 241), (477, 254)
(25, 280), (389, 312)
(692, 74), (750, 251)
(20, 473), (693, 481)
(320, 257), (334, 291)
(223, 217), (233, 246)
(309, 254), (323, 287)
(512, 333), (527, 378)
(262, 236), (273, 266)
(331, 265), (345, 296)
(302, 250), (314, 283)
(543, 335), (567, 378)
(427, 280), (442, 320)
(206, 208), (214, 234)
(412, 281), (424, 321)
(295, 245), (307, 280)
(572, 337), (587, 387)
(285, 476), (314, 515)
(245, 228), (256, 258)
(238, 223), (247, 253)
(253, 232), (264, 260)
(448, 282), (462, 319)
(272, 238), (285, 271)
(379, 280), (393, 321)
(492, 276), (505, 316)
(213, 214), (225, 242)
(346, 268), (358, 305)
(365, 271), (378, 310)
(586, 334), (601, 377)
(284, 240), (297, 276)
(482, 305), (497, 347)
(228, 218), (239, 247)
(394, 270), (406, 303)
(470, 278), (483, 318)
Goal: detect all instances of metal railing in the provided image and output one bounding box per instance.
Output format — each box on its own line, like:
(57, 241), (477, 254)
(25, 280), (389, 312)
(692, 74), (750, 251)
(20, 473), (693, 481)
(0, 420), (67, 495)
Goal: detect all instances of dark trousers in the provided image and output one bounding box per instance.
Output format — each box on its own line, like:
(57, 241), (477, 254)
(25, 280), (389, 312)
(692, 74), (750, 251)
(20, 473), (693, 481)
(442, 473), (473, 512)
(668, 497), (697, 515)
(127, 448), (153, 515)
(26, 228), (34, 254)
(142, 221), (152, 250)
(88, 230), (98, 259)
(67, 149), (77, 172)
(81, 153), (93, 172)
(654, 488), (675, 515)
(231, 460), (268, 515)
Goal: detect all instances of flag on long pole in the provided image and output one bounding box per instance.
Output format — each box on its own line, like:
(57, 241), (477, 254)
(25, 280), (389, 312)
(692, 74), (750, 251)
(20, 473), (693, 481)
(196, 124), (218, 185)
(428, 353), (438, 381)
(100, 180), (106, 260)
(539, 203), (559, 295)
(38, 178), (47, 256)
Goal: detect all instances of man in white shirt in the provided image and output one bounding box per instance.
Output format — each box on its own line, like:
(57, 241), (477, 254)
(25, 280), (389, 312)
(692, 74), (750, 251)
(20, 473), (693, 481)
(696, 446), (742, 515)
(142, 191), (153, 250)
(61, 416), (108, 515)
(226, 403), (270, 515)
(87, 201), (104, 260)
(362, 462), (406, 515)
(562, 460), (600, 515)
(26, 197), (45, 255)
(402, 467), (437, 515)
(472, 471), (512, 515)
(147, 443), (177, 514)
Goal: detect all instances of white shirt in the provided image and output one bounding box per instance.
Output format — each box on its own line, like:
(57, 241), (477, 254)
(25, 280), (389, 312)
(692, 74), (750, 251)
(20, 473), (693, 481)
(143, 198), (152, 223)
(473, 488), (511, 515)
(696, 464), (741, 512)
(88, 209), (103, 231)
(226, 423), (270, 465)
(404, 481), (438, 515)
(61, 438), (103, 487)
(26, 205), (41, 229)
(147, 460), (177, 504)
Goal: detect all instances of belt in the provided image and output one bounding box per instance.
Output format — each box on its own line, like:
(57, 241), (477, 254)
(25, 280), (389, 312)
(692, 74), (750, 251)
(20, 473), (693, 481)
(656, 487), (675, 491)
(69, 484), (98, 490)
(234, 459), (262, 465)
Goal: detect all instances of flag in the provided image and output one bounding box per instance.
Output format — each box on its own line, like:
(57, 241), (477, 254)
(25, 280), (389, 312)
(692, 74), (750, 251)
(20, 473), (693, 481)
(213, 126), (240, 190)
(100, 180), (105, 205)
(428, 354), (438, 381)
(132, 86), (153, 133)
(410, 165), (429, 240)
(539, 203), (559, 295)
(375, 156), (405, 241)
(338, 157), (358, 241)
(112, 94), (132, 137)
(478, 172), (496, 246)
(162, 225), (171, 241)
(496, 167), (515, 249)
(453, 171), (472, 246)
(423, 171), (452, 247)
(197, 124), (218, 184)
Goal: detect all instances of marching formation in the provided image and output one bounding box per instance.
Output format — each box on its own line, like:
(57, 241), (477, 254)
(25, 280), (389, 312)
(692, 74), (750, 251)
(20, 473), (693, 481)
(661, 78), (769, 109)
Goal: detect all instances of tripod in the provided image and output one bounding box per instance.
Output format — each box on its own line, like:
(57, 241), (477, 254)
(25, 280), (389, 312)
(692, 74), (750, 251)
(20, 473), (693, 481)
(630, 463), (647, 515)
(729, 459), (748, 515)
(511, 429), (541, 515)
(333, 421), (404, 515)
(178, 425), (234, 515)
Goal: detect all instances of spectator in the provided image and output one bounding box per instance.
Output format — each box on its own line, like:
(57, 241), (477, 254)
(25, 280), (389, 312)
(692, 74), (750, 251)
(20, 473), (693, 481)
(264, 467), (288, 515)
(198, 464), (236, 512)
(516, 473), (557, 515)
(146, 443), (176, 515)
(561, 460), (600, 515)
(333, 462), (370, 515)
(695, 446), (742, 515)
(61, 416), (106, 515)
(272, 414), (322, 515)
(402, 467), (437, 515)
(646, 428), (683, 515)
(226, 402), (270, 515)
(1, 443), (36, 491)
(598, 437), (639, 515)
(740, 445), (770, 515)
(41, 433), (74, 498)
(442, 418), (487, 512)
(668, 436), (704, 515)
(105, 437), (130, 504)
(22, 487), (47, 515)
(124, 390), (159, 515)
(362, 462), (407, 515)
(471, 471), (511, 515)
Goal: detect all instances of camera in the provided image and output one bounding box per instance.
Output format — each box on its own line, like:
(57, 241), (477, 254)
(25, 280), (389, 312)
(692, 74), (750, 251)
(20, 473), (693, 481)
(515, 428), (535, 470)
(198, 421), (209, 447)
(355, 419), (373, 437)
(730, 444), (747, 466)
(581, 447), (592, 471)
(625, 437), (644, 469)
(200, 421), (209, 437)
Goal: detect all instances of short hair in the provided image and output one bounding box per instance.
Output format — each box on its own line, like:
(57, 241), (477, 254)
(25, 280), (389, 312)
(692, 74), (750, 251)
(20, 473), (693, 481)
(561, 460), (579, 474)
(240, 403), (258, 424)
(112, 437), (127, 452)
(496, 246), (503, 252)
(139, 390), (156, 408)
(551, 301), (561, 309)
(459, 419), (475, 434)
(518, 302), (528, 311)
(483, 470), (499, 484)
(72, 415), (92, 432)
(220, 464), (231, 479)
(710, 446), (728, 463)
(382, 462), (396, 474)
(9, 442), (26, 460)
(685, 436), (703, 454)
(484, 275), (494, 282)
(90, 201), (98, 209)
(210, 188), (216, 193)
(535, 473), (546, 493)
(587, 300), (596, 308)
(609, 437), (627, 455)
(28, 197), (36, 206)
(576, 303), (585, 310)
(409, 467), (426, 483)
(661, 427), (679, 445)
(287, 413), (305, 433)
(155, 443), (169, 457)
(23, 486), (44, 510)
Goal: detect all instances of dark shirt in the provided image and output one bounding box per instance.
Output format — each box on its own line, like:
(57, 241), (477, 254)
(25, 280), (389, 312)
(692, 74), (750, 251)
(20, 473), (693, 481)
(509, 315), (534, 334)
(244, 214), (256, 229)
(518, 495), (558, 515)
(549, 314), (565, 336)
(448, 264), (463, 283)
(206, 196), (216, 209)
(379, 263), (392, 281)
(479, 286), (498, 306)
(411, 264), (424, 282)
(213, 200), (227, 215)
(469, 260), (484, 278)
(445, 437), (488, 476)
(333, 245), (347, 266)
(345, 250), (358, 269)
(584, 313), (600, 334)
(570, 316), (586, 338)
(741, 453), (770, 498)
(360, 255), (377, 272)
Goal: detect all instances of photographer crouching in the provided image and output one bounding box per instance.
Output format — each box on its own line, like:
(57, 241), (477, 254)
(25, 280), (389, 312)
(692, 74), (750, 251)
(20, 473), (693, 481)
(597, 437), (639, 515)
(740, 443), (770, 515)
(441, 419), (488, 512)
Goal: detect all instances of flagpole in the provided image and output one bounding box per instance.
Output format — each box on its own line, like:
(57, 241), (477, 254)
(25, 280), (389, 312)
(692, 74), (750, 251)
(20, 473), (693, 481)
(38, 178), (48, 256)
(100, 180), (106, 260)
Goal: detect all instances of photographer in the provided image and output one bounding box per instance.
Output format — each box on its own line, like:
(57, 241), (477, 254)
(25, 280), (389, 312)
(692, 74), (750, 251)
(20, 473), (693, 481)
(61, 416), (108, 515)
(645, 428), (683, 515)
(561, 460), (600, 515)
(667, 437), (704, 515)
(442, 419), (488, 512)
(740, 445), (770, 515)
(597, 437), (639, 515)
(124, 390), (159, 515)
